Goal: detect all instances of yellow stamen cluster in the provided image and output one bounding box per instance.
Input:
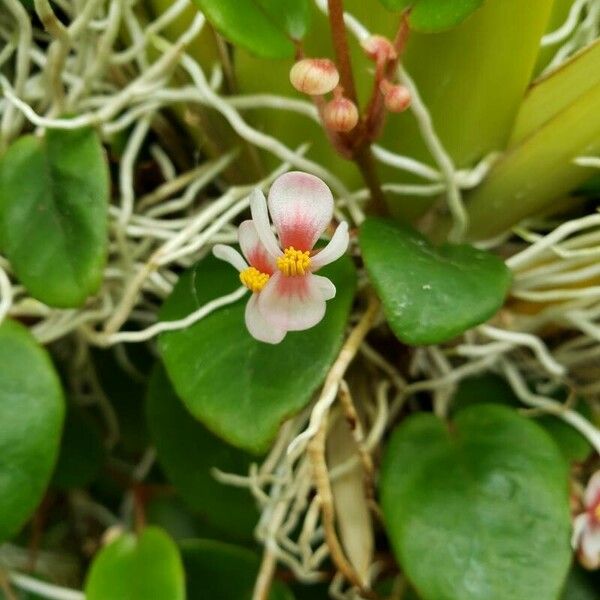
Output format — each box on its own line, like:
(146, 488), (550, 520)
(240, 267), (270, 293)
(277, 247), (311, 276)
(595, 502), (600, 522)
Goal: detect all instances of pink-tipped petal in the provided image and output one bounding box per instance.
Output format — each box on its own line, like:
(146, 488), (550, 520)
(584, 471), (600, 508)
(250, 188), (282, 258)
(245, 294), (286, 344)
(238, 220), (276, 275)
(310, 221), (350, 271)
(313, 274), (336, 300)
(212, 244), (247, 272)
(580, 525), (600, 569)
(268, 172), (334, 251)
(259, 272), (327, 332)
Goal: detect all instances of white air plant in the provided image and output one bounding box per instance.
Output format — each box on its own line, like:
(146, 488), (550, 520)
(213, 172), (350, 344)
(572, 471), (600, 570)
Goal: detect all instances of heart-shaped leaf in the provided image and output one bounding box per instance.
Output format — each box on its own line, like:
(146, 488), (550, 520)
(158, 254), (356, 454)
(146, 365), (257, 539)
(0, 320), (65, 543)
(380, 404), (571, 600)
(181, 539), (294, 600)
(85, 527), (185, 600)
(378, 0), (484, 31)
(0, 127), (109, 308)
(360, 218), (511, 345)
(190, 0), (309, 59)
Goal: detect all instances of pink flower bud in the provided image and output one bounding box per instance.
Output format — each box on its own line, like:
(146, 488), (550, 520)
(380, 80), (411, 113)
(323, 97), (359, 132)
(361, 35), (397, 63)
(289, 58), (340, 96)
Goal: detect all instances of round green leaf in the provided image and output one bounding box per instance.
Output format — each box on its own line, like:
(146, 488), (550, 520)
(380, 404), (571, 600)
(0, 128), (109, 308)
(360, 218), (511, 345)
(191, 0), (309, 59)
(52, 406), (105, 490)
(158, 254), (356, 454)
(85, 527), (185, 600)
(146, 365), (257, 539)
(181, 539), (294, 600)
(0, 319), (65, 543)
(378, 0), (484, 32)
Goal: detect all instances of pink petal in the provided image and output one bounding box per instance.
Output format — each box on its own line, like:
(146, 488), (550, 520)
(250, 188), (282, 258)
(212, 244), (247, 272)
(268, 172), (334, 251)
(245, 294), (286, 344)
(258, 271), (327, 332)
(313, 274), (336, 300)
(238, 220), (276, 275)
(584, 471), (600, 508)
(580, 524), (600, 569)
(311, 221), (350, 271)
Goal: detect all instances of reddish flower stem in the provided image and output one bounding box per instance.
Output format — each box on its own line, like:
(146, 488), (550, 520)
(326, 0), (389, 215)
(327, 0), (358, 105)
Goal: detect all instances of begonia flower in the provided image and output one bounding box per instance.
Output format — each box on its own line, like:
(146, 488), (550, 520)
(251, 171), (349, 334)
(572, 471), (600, 570)
(213, 171), (349, 344)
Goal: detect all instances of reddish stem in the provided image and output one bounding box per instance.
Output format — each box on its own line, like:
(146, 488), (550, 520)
(327, 0), (358, 105)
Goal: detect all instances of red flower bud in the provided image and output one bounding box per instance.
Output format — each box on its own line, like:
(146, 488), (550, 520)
(289, 58), (340, 96)
(323, 96), (359, 132)
(361, 35), (397, 63)
(380, 80), (411, 113)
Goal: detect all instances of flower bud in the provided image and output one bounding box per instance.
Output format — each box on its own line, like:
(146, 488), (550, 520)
(361, 35), (397, 63)
(289, 58), (340, 96)
(380, 80), (411, 113)
(323, 96), (359, 132)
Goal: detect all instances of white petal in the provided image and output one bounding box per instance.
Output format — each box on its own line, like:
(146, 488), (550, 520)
(312, 274), (336, 300)
(238, 220), (276, 274)
(580, 525), (600, 569)
(250, 188), (282, 258)
(245, 294), (286, 344)
(268, 171), (333, 251)
(572, 513), (589, 549)
(212, 244), (247, 272)
(258, 272), (327, 332)
(584, 471), (600, 508)
(311, 221), (350, 270)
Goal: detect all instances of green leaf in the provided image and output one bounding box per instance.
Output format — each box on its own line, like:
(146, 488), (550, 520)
(146, 365), (257, 539)
(0, 127), (109, 308)
(158, 254), (356, 454)
(190, 0), (309, 59)
(52, 406), (105, 490)
(181, 539), (294, 600)
(0, 319), (65, 543)
(360, 218), (511, 345)
(380, 404), (571, 600)
(85, 527), (185, 600)
(379, 0), (484, 32)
